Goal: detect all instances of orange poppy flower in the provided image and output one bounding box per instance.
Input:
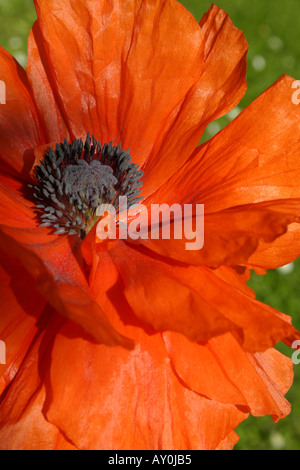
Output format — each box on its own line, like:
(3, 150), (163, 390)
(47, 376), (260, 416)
(0, 0), (300, 450)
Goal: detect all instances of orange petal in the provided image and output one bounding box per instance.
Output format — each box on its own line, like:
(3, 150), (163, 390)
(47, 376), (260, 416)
(139, 199), (300, 267)
(253, 348), (294, 421)
(0, 184), (132, 349)
(27, 23), (70, 144)
(163, 331), (247, 406)
(43, 256), (247, 449)
(149, 75), (300, 211)
(30, 0), (204, 166)
(0, 182), (38, 229)
(141, 4), (248, 198)
(200, 267), (298, 351)
(191, 265), (298, 351)
(216, 432), (240, 450)
(141, 76), (300, 267)
(165, 332), (293, 420)
(44, 319), (246, 450)
(0, 314), (77, 450)
(0, 385), (77, 450)
(0, 171), (27, 195)
(0, 248), (47, 395)
(0, 47), (44, 180)
(110, 241), (297, 351)
(249, 222), (300, 269)
(212, 265), (254, 297)
(109, 241), (237, 343)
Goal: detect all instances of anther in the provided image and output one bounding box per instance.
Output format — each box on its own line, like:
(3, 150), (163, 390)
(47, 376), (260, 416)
(30, 133), (143, 239)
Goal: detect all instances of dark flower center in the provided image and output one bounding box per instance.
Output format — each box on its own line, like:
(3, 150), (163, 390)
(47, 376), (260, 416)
(30, 133), (143, 239)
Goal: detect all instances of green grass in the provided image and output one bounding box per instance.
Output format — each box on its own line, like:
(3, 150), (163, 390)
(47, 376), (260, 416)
(0, 0), (36, 67)
(0, 0), (300, 451)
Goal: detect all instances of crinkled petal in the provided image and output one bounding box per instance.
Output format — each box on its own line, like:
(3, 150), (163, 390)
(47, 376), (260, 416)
(164, 332), (293, 421)
(0, 248), (47, 394)
(139, 199), (300, 267)
(0, 47), (44, 180)
(0, 314), (77, 450)
(109, 241), (237, 343)
(27, 24), (70, 144)
(40, 251), (247, 449)
(29, 0), (204, 167)
(148, 75), (300, 211)
(0, 183), (132, 348)
(44, 318), (247, 450)
(249, 223), (300, 269)
(216, 432), (240, 450)
(28, 1), (247, 199)
(109, 241), (297, 350)
(141, 3), (248, 197)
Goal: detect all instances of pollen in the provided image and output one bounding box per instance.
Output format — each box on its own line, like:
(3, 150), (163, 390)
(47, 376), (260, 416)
(30, 133), (143, 239)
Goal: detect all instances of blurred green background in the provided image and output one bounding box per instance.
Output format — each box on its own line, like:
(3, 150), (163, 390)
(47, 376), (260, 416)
(0, 0), (299, 451)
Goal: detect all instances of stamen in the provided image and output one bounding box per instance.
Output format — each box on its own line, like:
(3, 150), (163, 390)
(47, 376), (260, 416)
(30, 133), (144, 239)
